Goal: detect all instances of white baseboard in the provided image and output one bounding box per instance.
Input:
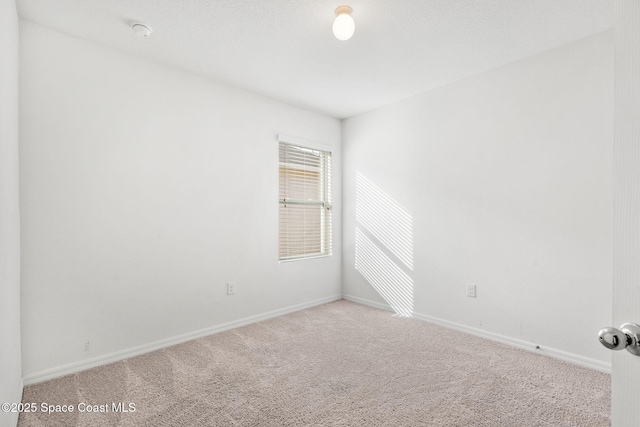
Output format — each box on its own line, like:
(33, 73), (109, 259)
(343, 294), (393, 312)
(343, 294), (611, 374)
(23, 295), (342, 386)
(24, 293), (610, 386)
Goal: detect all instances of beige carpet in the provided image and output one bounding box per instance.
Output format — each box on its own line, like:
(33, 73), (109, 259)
(19, 300), (610, 426)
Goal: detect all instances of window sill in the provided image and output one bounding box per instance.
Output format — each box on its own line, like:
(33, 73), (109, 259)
(279, 254), (332, 263)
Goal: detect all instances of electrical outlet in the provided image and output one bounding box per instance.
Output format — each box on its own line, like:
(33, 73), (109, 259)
(466, 284), (476, 298)
(227, 282), (236, 295)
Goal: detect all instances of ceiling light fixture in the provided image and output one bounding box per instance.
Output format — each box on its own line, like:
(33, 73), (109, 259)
(332, 6), (355, 41)
(132, 23), (152, 38)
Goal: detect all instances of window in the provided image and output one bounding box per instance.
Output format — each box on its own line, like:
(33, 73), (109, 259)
(279, 141), (332, 261)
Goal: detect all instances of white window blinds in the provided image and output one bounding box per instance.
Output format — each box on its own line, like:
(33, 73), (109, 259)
(279, 141), (332, 261)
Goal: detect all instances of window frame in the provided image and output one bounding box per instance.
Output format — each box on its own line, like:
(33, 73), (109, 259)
(278, 137), (332, 262)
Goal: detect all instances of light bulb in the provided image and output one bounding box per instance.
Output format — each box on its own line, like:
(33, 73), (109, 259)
(332, 6), (355, 41)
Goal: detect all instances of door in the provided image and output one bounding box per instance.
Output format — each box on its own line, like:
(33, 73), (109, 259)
(612, 2), (640, 426)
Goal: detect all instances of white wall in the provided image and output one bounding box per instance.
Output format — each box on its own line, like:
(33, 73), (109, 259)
(342, 31), (613, 368)
(0, 0), (22, 425)
(20, 21), (342, 379)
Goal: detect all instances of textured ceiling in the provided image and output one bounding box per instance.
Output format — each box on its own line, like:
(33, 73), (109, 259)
(17, 0), (613, 119)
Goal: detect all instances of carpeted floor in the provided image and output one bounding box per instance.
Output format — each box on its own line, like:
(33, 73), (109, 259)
(19, 300), (610, 426)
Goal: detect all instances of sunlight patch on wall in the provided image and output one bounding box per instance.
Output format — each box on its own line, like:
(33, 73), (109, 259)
(355, 228), (413, 317)
(356, 172), (413, 270)
(355, 172), (414, 316)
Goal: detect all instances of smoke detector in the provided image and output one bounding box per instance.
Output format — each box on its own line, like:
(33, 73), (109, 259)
(132, 23), (152, 38)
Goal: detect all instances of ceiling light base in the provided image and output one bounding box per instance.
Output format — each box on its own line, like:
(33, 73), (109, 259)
(335, 5), (353, 16)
